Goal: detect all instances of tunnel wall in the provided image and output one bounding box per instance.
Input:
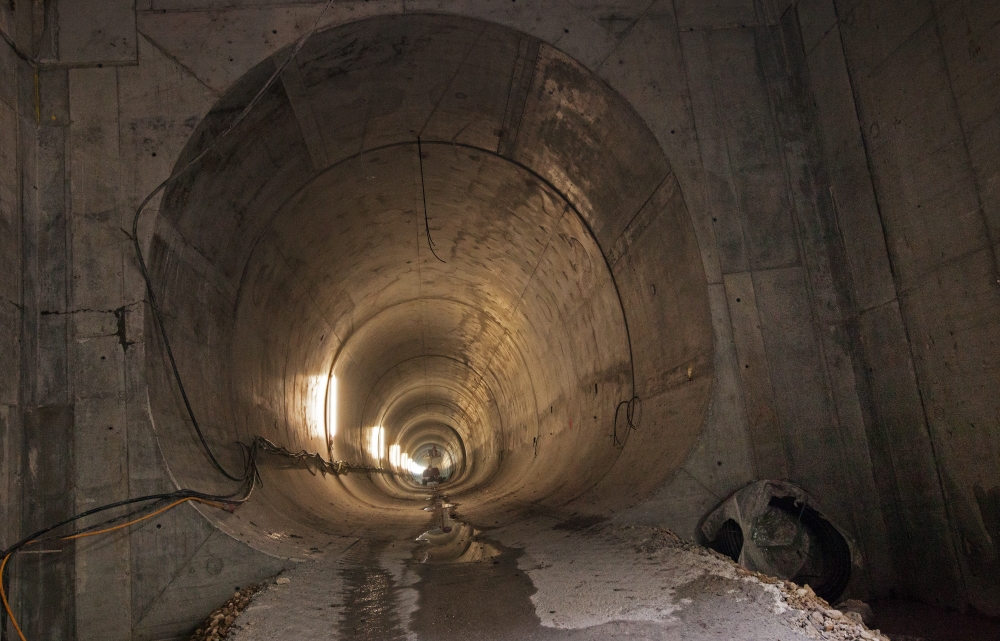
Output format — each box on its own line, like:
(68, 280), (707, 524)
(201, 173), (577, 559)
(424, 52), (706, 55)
(615, 0), (1000, 615)
(0, 18), (33, 637)
(797, 0), (1000, 613)
(144, 16), (710, 542)
(3, 0), (1000, 639)
(0, 25), (19, 577)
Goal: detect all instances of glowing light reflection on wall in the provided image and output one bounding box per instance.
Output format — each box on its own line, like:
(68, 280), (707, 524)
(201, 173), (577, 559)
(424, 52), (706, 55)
(389, 444), (425, 476)
(327, 374), (337, 439)
(367, 425), (385, 462)
(307, 374), (332, 441)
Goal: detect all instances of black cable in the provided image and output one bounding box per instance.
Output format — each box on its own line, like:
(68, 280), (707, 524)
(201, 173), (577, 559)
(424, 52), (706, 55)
(132, 240), (244, 481)
(1, 433), (381, 563)
(129, 0), (337, 483)
(37, 500), (170, 542)
(416, 137), (447, 263)
(613, 395), (642, 448)
(1, 484), (252, 560)
(2, 10), (378, 637)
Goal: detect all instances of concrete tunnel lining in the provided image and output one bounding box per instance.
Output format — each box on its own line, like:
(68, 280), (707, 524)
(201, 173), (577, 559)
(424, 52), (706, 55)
(143, 14), (713, 554)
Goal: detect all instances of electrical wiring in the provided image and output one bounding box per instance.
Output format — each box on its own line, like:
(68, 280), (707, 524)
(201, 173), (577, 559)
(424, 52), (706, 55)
(0, 441), (393, 639)
(0, 436), (379, 639)
(417, 136), (448, 263)
(2, 486), (253, 561)
(1, 497), (231, 641)
(0, 555), (22, 641)
(130, 0), (338, 483)
(0, 471), (258, 639)
(254, 437), (384, 476)
(407, 139), (644, 452)
(613, 395), (643, 448)
(61, 498), (227, 542)
(0, 5), (380, 637)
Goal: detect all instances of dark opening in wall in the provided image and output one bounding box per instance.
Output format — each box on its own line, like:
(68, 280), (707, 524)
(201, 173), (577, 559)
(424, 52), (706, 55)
(768, 496), (852, 603)
(710, 518), (744, 563)
(702, 481), (855, 604)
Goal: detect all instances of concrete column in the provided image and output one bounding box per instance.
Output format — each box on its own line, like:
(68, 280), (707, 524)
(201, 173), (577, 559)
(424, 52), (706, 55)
(18, 66), (77, 640)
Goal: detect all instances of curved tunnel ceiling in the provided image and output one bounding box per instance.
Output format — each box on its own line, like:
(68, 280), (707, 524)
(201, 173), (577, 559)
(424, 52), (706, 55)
(144, 14), (714, 553)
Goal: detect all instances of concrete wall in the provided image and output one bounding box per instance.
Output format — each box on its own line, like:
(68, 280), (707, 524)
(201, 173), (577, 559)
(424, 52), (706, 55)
(2, 4), (290, 640)
(623, 0), (1000, 615)
(0, 9), (27, 638)
(2, 0), (999, 638)
(614, 1), (895, 603)
(801, 0), (1000, 613)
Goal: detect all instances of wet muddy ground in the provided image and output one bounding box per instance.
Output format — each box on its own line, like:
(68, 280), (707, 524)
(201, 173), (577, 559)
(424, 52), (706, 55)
(225, 494), (888, 641)
(338, 541), (408, 641)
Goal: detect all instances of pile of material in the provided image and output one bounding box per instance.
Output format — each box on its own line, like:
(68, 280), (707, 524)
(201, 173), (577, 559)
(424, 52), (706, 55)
(762, 574), (885, 640)
(190, 585), (263, 641)
(645, 526), (889, 640)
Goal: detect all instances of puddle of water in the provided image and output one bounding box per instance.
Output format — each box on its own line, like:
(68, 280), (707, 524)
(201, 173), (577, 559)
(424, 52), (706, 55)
(409, 499), (539, 640)
(415, 493), (501, 564)
(338, 541), (408, 641)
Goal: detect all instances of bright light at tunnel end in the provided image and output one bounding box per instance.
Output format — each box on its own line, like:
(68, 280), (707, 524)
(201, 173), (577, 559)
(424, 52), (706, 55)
(389, 444), (426, 476)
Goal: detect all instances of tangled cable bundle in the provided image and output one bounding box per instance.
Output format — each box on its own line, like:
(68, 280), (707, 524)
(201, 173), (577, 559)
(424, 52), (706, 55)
(254, 437), (385, 476)
(613, 395), (643, 447)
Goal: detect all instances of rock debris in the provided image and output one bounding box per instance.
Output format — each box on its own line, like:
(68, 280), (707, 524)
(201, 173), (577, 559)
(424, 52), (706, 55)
(190, 584), (263, 641)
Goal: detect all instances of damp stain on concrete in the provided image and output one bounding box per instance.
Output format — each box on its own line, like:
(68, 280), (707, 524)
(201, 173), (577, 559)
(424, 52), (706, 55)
(227, 520), (890, 641)
(409, 543), (544, 641)
(338, 541), (408, 641)
(406, 536), (682, 641)
(409, 492), (542, 639)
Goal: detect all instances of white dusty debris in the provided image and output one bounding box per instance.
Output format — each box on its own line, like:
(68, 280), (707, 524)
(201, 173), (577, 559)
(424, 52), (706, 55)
(491, 520), (891, 641)
(221, 520), (893, 640)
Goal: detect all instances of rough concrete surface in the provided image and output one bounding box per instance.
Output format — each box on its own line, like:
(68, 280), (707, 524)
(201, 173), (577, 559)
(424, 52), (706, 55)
(3, 0), (1000, 637)
(226, 521), (888, 641)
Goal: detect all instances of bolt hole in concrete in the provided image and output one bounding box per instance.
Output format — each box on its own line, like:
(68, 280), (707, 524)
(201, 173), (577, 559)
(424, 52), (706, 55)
(139, 12), (907, 641)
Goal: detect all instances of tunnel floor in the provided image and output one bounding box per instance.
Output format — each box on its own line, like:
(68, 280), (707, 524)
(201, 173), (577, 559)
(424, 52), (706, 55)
(217, 502), (889, 641)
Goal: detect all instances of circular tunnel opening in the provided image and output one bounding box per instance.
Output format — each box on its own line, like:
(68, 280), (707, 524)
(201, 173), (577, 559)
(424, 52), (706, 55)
(705, 487), (854, 604)
(143, 14), (713, 555)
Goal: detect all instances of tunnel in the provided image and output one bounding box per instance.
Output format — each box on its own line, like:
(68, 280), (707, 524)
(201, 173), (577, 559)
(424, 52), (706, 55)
(145, 14), (713, 551)
(5, 0), (1000, 638)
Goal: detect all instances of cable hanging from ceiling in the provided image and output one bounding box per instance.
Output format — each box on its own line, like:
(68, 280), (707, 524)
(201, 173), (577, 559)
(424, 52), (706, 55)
(417, 136), (448, 264)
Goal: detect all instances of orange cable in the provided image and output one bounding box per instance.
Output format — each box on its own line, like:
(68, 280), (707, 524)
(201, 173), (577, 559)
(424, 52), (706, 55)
(0, 552), (26, 641)
(59, 497), (223, 541)
(0, 497), (227, 640)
